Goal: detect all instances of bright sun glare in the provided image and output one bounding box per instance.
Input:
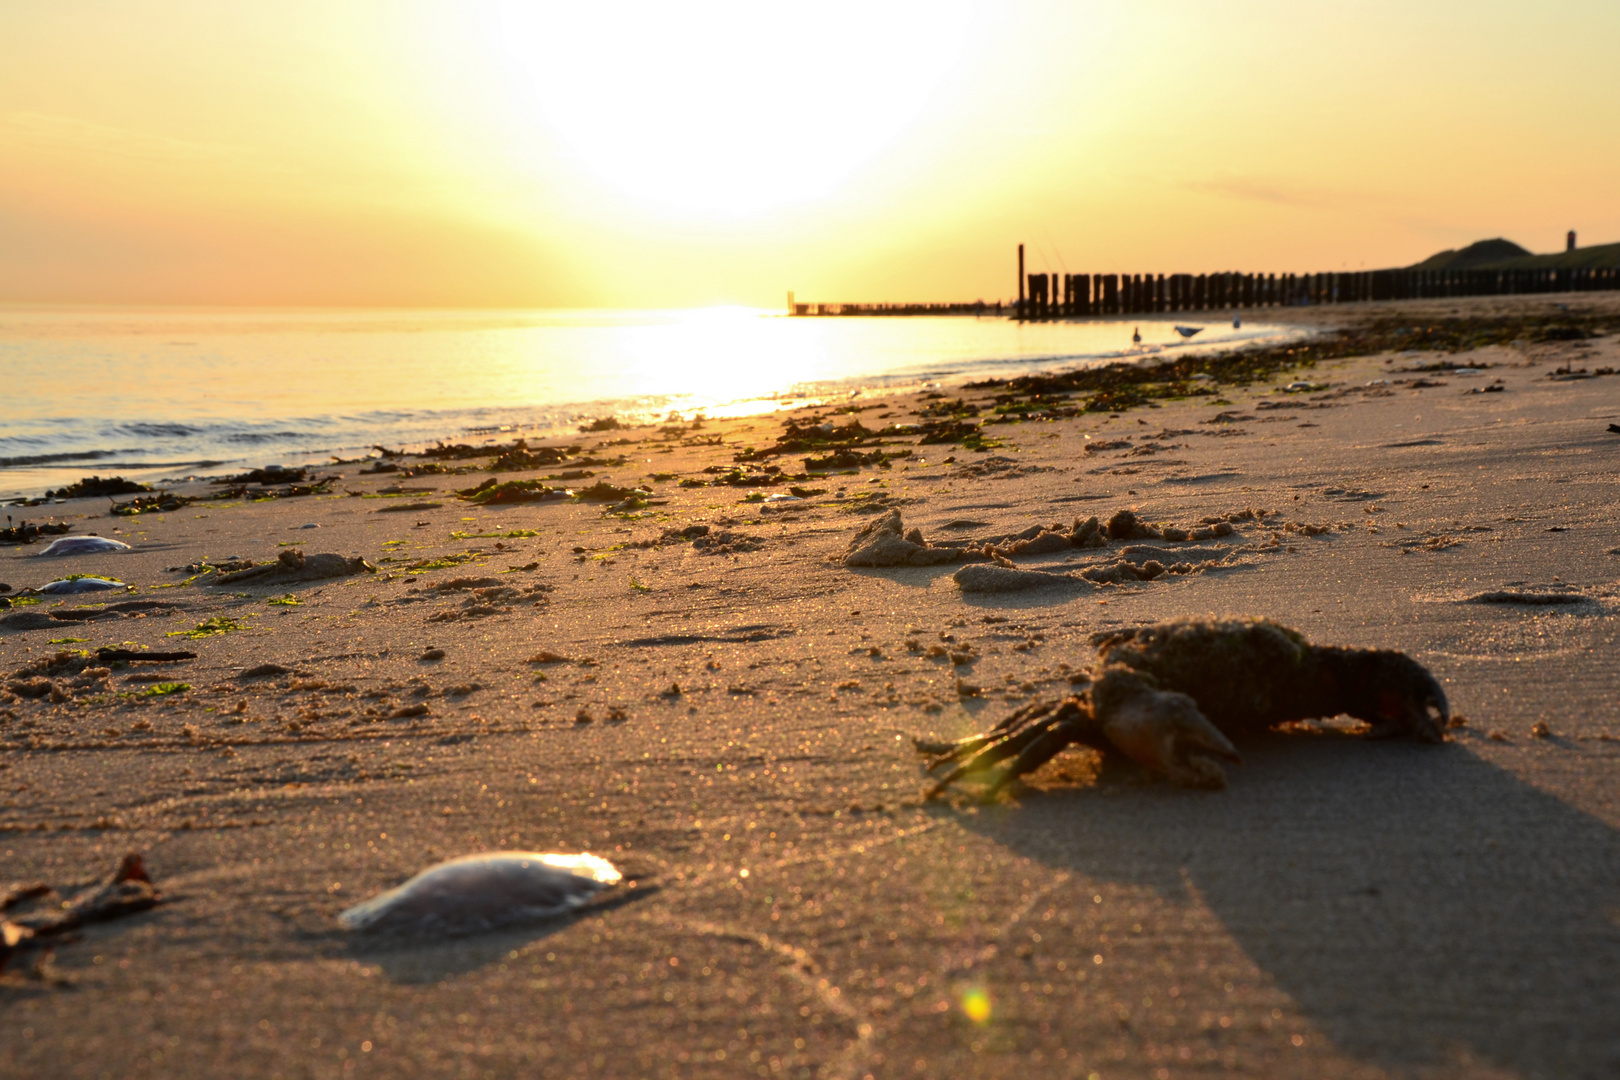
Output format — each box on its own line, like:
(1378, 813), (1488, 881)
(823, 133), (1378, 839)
(485, 1), (971, 217)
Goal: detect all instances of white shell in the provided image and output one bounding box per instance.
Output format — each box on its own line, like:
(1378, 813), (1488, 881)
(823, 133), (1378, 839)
(35, 536), (131, 557)
(39, 577), (123, 593)
(338, 851), (621, 935)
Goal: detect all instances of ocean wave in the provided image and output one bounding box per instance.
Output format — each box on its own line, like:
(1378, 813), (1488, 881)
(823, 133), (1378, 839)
(119, 422), (205, 437)
(223, 430), (310, 444)
(0, 449), (126, 468)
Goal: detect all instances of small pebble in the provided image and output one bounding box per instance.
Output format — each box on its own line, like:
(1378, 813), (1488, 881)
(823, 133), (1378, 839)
(421, 648), (445, 661)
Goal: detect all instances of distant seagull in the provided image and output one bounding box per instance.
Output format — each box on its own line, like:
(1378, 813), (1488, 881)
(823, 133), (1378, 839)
(1233, 314), (1242, 329)
(1132, 326), (1142, 344)
(1173, 325), (1203, 339)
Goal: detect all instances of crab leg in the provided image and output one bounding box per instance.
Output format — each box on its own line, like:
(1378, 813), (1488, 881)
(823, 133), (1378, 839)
(923, 715), (1066, 799)
(923, 700), (1092, 799)
(977, 723), (1085, 802)
(913, 700), (1058, 764)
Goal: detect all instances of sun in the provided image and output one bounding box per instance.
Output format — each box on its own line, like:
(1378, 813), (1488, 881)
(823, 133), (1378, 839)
(483, 1), (971, 217)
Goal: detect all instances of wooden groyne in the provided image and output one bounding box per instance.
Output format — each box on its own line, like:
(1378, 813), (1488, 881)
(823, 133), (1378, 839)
(789, 300), (1004, 317)
(788, 242), (1620, 319)
(1012, 265), (1620, 320)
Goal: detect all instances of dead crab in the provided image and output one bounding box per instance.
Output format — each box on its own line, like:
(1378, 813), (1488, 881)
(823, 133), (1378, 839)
(917, 618), (1449, 799)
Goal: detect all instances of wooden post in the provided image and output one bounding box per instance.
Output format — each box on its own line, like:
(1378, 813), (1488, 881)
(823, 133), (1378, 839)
(1017, 244), (1025, 319)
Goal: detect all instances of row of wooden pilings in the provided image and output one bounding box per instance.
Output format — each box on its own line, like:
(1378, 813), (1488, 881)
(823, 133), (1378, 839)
(1016, 266), (1620, 319)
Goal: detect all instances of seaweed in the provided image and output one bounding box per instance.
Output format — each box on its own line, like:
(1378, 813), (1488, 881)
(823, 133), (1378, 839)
(45, 476), (151, 499)
(456, 479), (570, 505)
(450, 529), (541, 539)
(803, 448), (911, 471)
(213, 466), (309, 485)
(111, 492), (192, 516)
(961, 310), (1620, 414)
(920, 398), (981, 418)
(137, 681), (190, 696)
(734, 419), (881, 462)
(573, 481), (652, 502)
(166, 616), (246, 639)
(406, 553), (478, 573)
(0, 518), (73, 545)
(916, 419), (986, 445)
(487, 440), (571, 472)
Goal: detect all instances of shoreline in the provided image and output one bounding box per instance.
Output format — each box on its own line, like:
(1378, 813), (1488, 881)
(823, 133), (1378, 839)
(3, 291), (1619, 1079)
(0, 308), (1307, 502)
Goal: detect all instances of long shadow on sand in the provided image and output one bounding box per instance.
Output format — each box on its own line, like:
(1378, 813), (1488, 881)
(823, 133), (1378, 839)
(958, 735), (1620, 1079)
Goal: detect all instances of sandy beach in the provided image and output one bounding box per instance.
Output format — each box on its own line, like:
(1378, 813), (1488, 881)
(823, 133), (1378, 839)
(3, 294), (1618, 1079)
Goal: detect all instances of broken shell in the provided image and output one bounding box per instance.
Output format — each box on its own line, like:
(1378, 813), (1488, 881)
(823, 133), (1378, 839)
(338, 852), (622, 935)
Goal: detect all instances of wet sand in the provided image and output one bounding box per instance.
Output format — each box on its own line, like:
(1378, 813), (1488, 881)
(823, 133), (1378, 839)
(3, 294), (1619, 1080)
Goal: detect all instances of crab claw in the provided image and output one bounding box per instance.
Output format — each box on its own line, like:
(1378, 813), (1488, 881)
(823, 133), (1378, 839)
(1365, 661), (1449, 744)
(1102, 688), (1242, 789)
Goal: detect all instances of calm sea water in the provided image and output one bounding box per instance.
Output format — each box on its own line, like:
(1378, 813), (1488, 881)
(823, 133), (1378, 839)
(0, 305), (1301, 499)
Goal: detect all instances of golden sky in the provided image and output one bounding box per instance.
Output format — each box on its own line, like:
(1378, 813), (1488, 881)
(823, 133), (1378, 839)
(3, 0), (1617, 308)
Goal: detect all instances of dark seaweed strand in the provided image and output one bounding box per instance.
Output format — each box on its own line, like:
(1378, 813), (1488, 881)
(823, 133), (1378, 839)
(961, 311), (1620, 414)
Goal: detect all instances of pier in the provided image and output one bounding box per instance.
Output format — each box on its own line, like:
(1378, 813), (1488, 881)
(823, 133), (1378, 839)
(789, 242), (1620, 318)
(788, 300), (1004, 317)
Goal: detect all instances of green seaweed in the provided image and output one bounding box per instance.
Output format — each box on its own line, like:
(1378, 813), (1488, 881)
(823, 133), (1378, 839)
(138, 682), (190, 697)
(167, 616), (246, 639)
(457, 479), (567, 505)
(406, 553), (478, 573)
(450, 529), (541, 539)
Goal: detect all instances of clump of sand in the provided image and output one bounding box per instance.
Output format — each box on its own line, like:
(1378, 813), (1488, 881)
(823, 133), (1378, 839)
(953, 563), (1089, 592)
(842, 510), (964, 567)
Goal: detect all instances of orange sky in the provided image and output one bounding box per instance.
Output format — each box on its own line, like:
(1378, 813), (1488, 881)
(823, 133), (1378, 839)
(3, 0), (1618, 308)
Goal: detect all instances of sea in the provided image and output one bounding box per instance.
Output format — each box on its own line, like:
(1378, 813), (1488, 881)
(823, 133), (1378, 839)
(0, 305), (1303, 500)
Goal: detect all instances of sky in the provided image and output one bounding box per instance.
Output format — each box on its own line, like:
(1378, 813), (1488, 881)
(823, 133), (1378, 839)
(3, 0), (1618, 309)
